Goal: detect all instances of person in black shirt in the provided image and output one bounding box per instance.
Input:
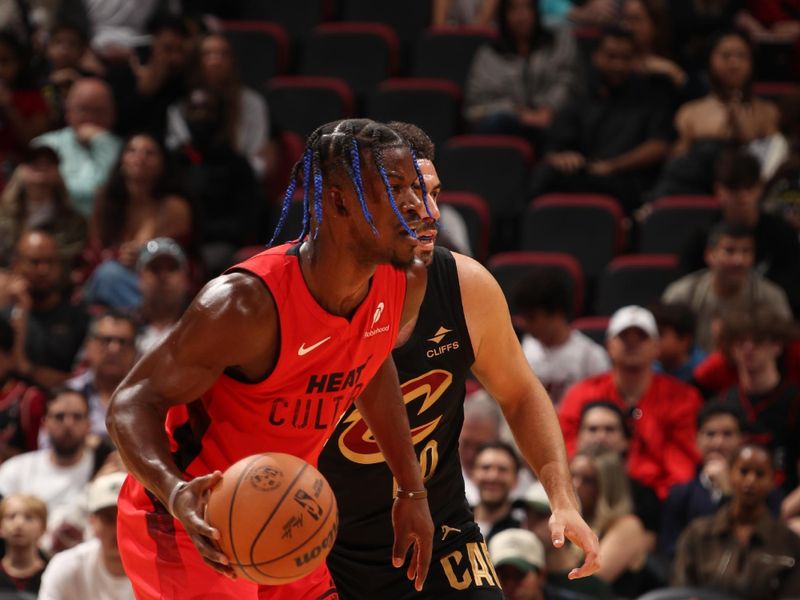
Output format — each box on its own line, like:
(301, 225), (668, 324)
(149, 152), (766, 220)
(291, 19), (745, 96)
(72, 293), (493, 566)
(0, 494), (47, 595)
(680, 148), (800, 314)
(319, 123), (598, 599)
(528, 27), (673, 214)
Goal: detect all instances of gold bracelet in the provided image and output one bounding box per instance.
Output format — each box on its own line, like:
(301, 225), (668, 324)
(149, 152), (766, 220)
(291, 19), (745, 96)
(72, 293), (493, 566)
(396, 488), (428, 500)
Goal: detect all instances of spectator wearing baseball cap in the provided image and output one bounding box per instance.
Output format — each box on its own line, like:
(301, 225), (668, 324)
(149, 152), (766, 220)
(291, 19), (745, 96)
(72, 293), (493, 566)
(38, 472), (135, 600)
(489, 528), (598, 600)
(136, 237), (191, 354)
(559, 305), (703, 500)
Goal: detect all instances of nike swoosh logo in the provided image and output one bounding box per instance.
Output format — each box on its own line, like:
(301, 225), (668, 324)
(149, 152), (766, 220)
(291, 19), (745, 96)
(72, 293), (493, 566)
(298, 336), (332, 356)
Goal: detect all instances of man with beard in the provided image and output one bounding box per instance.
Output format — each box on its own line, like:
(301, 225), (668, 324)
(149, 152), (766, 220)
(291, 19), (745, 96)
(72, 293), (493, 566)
(1, 228), (90, 388)
(319, 123), (598, 600)
(60, 311), (138, 444)
(0, 388), (94, 552)
(135, 238), (190, 354)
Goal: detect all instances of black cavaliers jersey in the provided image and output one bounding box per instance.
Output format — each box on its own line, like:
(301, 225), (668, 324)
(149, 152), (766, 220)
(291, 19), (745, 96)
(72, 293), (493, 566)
(318, 247), (476, 555)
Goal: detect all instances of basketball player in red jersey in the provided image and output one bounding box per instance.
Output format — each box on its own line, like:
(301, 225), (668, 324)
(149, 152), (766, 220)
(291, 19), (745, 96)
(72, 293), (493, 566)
(319, 123), (600, 599)
(106, 120), (435, 599)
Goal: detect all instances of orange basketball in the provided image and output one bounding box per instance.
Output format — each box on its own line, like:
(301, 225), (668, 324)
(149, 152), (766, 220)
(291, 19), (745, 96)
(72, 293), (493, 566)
(206, 452), (338, 585)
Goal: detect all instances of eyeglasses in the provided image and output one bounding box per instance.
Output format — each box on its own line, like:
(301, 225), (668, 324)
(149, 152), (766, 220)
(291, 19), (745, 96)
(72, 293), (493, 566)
(48, 411), (87, 422)
(92, 335), (135, 349)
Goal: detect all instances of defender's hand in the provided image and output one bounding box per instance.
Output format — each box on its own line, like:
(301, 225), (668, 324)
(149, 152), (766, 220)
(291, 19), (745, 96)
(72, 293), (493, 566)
(549, 507), (600, 579)
(391, 496), (434, 591)
(169, 471), (236, 578)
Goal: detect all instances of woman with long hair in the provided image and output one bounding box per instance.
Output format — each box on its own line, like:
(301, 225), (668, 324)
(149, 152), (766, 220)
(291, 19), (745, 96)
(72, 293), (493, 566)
(648, 31), (786, 199)
(84, 132), (192, 309)
(570, 444), (650, 596)
(166, 33), (269, 178)
(0, 146), (86, 268)
(464, 0), (579, 145)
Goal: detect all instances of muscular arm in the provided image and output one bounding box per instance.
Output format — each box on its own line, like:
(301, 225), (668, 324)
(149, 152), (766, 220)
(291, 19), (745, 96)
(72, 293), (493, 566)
(455, 253), (599, 577)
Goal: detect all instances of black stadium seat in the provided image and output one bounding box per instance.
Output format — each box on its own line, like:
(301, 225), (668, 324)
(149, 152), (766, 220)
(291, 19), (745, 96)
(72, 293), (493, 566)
(342, 0), (432, 47)
(412, 26), (497, 88)
(521, 193), (624, 283)
(367, 78), (461, 148)
(239, 0), (331, 42)
(221, 21), (290, 93)
(437, 191), (490, 262)
(487, 252), (585, 317)
(594, 254), (679, 315)
(570, 316), (609, 345)
(639, 195), (720, 254)
(267, 76), (355, 138)
(301, 23), (400, 97)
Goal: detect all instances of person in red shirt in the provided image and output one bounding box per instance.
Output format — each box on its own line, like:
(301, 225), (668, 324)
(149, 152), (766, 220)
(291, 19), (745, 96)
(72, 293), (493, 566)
(107, 119), (435, 600)
(559, 305), (702, 499)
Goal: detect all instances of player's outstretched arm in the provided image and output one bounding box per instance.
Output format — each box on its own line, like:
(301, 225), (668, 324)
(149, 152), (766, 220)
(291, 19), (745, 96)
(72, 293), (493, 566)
(107, 272), (278, 577)
(353, 356), (433, 591)
(454, 253), (600, 579)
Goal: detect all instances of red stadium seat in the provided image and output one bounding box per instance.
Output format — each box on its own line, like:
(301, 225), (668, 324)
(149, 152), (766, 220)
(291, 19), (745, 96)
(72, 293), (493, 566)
(521, 193), (624, 283)
(367, 78), (461, 147)
(639, 195), (720, 254)
(301, 23), (400, 96)
(487, 251), (585, 317)
(594, 254), (679, 315)
(570, 316), (610, 346)
(267, 76), (355, 137)
(221, 21), (290, 92)
(437, 191), (490, 262)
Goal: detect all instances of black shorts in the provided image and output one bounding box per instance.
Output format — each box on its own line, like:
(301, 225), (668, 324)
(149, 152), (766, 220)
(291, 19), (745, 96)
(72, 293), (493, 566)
(328, 520), (505, 600)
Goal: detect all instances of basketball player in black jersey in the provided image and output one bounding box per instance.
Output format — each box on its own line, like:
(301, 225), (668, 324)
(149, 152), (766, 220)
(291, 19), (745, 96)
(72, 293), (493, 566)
(318, 124), (599, 599)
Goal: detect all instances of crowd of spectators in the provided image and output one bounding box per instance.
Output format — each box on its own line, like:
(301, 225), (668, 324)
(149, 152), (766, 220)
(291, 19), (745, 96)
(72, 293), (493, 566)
(0, 1), (799, 599)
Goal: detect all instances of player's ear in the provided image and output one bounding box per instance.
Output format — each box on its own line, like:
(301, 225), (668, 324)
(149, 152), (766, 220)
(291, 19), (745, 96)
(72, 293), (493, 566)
(328, 186), (349, 217)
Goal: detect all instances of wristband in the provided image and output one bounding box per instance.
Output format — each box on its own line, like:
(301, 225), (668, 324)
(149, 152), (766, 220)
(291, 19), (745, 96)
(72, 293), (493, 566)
(395, 488), (428, 500)
(167, 481), (189, 517)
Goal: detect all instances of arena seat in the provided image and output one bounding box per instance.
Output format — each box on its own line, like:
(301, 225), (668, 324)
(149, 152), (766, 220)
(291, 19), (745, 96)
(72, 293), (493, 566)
(487, 252), (585, 317)
(301, 23), (400, 97)
(267, 76), (355, 138)
(639, 195), (720, 254)
(366, 78), (461, 148)
(221, 21), (290, 93)
(594, 254), (679, 316)
(752, 81), (800, 104)
(342, 0), (432, 47)
(239, 0), (332, 42)
(521, 193), (624, 284)
(570, 316), (610, 345)
(437, 191), (490, 262)
(412, 26), (497, 88)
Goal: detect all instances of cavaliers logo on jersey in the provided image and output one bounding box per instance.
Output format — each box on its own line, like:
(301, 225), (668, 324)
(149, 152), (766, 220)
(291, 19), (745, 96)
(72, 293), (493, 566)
(337, 369), (453, 464)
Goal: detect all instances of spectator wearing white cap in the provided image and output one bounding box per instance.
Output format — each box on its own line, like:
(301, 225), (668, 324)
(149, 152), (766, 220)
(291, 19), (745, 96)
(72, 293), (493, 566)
(38, 471), (134, 600)
(489, 528), (598, 600)
(559, 305), (703, 500)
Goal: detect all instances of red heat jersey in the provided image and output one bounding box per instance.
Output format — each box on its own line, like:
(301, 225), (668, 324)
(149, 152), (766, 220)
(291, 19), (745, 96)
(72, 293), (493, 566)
(125, 243), (406, 510)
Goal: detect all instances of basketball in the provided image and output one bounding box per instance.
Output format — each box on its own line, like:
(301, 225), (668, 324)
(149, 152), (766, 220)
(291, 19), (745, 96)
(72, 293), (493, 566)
(206, 452), (339, 585)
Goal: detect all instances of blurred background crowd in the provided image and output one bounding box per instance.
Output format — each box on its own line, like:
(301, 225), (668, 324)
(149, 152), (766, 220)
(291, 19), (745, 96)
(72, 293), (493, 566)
(0, 0), (799, 598)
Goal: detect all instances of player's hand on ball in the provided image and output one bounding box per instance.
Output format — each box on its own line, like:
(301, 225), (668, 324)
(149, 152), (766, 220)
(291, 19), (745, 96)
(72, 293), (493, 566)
(391, 496), (434, 591)
(169, 471), (236, 578)
(549, 507), (600, 579)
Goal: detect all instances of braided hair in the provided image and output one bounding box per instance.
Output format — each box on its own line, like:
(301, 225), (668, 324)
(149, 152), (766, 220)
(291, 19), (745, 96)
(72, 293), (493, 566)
(269, 119), (430, 246)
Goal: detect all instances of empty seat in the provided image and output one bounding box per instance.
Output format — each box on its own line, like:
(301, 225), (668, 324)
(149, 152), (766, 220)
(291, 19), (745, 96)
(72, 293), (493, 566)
(437, 191), (490, 262)
(239, 0), (331, 42)
(594, 254), (679, 315)
(221, 21), (290, 92)
(367, 78), (461, 148)
(437, 135), (533, 221)
(639, 195), (720, 254)
(570, 316), (609, 346)
(301, 23), (400, 96)
(521, 194), (624, 283)
(342, 0), (431, 46)
(752, 81), (800, 104)
(267, 76), (355, 138)
(412, 26), (497, 88)
(487, 251), (585, 317)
